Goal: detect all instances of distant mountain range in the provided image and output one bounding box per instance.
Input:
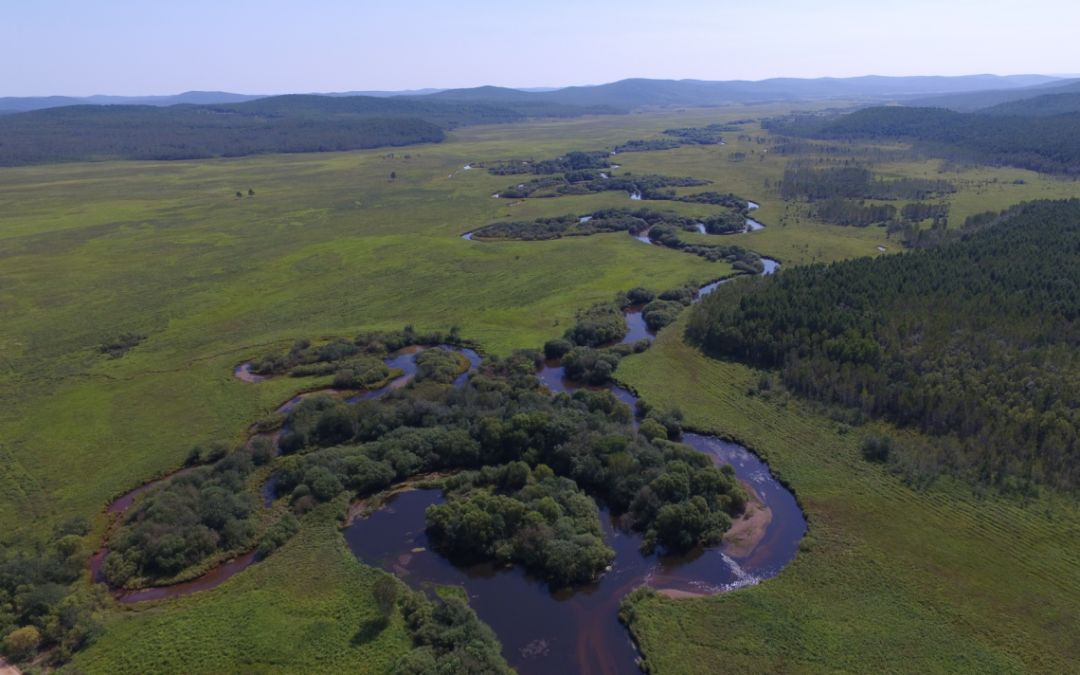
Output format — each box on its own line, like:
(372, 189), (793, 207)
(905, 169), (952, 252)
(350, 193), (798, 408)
(907, 78), (1080, 112)
(0, 74), (1063, 114)
(5, 74), (1079, 167)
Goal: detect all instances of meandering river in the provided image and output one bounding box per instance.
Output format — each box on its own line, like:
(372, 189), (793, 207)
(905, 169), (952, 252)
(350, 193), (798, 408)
(345, 256), (803, 674)
(95, 203), (803, 674)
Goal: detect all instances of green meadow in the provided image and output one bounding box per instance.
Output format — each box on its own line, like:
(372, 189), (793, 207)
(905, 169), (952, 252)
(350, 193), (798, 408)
(1, 107), (1077, 672)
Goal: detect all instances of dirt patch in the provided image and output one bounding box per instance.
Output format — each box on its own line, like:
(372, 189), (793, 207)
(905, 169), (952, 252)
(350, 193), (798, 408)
(722, 480), (772, 559)
(0, 657), (22, 675)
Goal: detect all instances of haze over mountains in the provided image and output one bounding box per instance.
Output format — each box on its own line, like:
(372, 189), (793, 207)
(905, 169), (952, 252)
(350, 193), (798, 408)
(4, 73), (1080, 168)
(0, 74), (1065, 114)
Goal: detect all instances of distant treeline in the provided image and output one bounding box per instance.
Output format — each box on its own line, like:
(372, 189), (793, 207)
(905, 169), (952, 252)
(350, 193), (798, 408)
(483, 151), (612, 176)
(779, 165), (955, 201)
(613, 124), (727, 153)
(0, 94), (614, 166)
(497, 172), (709, 200)
(472, 207), (763, 270)
(687, 199), (1080, 493)
(766, 107), (1080, 175)
(0, 104), (445, 165)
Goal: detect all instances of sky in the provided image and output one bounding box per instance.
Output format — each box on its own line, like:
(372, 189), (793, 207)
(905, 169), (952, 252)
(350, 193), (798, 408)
(2, 0), (1079, 96)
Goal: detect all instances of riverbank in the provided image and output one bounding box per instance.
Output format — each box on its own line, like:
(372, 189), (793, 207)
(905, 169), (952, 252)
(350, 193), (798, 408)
(617, 314), (1080, 673)
(720, 481), (771, 559)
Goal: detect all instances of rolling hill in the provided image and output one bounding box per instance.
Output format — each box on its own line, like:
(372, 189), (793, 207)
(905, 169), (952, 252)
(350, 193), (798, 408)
(908, 78), (1080, 111)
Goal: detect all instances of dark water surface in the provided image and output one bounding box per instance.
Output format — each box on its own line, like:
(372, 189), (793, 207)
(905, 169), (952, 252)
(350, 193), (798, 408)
(346, 257), (803, 674)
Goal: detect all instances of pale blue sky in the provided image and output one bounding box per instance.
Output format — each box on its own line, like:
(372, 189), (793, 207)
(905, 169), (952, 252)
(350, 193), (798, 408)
(2, 0), (1078, 96)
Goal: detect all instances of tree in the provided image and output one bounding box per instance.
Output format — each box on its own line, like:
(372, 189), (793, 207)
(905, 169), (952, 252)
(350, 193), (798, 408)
(372, 575), (398, 621)
(390, 171), (397, 181)
(235, 191), (242, 198)
(4, 625), (41, 660)
(248, 188), (255, 196)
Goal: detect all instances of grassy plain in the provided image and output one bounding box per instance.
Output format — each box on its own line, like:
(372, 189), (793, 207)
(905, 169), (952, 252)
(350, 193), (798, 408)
(1, 105), (1078, 672)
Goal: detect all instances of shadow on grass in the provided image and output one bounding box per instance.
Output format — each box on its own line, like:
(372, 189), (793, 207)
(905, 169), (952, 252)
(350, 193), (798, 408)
(352, 616), (390, 645)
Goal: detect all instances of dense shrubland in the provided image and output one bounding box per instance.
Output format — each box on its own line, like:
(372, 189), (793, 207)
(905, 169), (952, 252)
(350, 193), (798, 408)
(269, 349), (746, 572)
(611, 124), (727, 153)
(426, 463), (615, 585)
(250, 327), (463, 379)
(688, 199), (1080, 492)
(647, 224), (763, 269)
(779, 165), (955, 201)
(776, 164), (955, 229)
(661, 125), (727, 144)
(496, 172), (709, 199)
(0, 520), (104, 667)
(394, 590), (511, 673)
(482, 150), (612, 175)
(97, 332), (147, 359)
(473, 206), (763, 269)
(563, 302), (628, 347)
(614, 139), (682, 153)
(100, 446), (273, 587)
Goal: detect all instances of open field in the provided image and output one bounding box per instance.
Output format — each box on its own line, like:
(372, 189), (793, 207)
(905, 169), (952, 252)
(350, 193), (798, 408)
(3, 106), (1080, 672)
(72, 504), (414, 674)
(617, 318), (1080, 673)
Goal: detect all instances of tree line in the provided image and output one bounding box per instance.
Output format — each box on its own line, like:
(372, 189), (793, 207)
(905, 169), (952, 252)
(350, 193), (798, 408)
(767, 106), (1080, 175)
(687, 199), (1080, 493)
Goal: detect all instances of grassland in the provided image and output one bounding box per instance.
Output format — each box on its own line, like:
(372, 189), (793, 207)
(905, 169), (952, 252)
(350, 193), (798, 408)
(73, 504), (414, 674)
(2, 106), (1079, 673)
(617, 317), (1080, 673)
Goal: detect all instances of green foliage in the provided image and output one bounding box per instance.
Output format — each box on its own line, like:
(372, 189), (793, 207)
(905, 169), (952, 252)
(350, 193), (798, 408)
(614, 139), (682, 153)
(0, 102), (448, 165)
(97, 332), (147, 359)
(689, 199), (1080, 491)
(543, 338), (573, 359)
(483, 150), (612, 175)
(861, 435), (894, 463)
(372, 575), (398, 620)
(561, 346), (622, 385)
(395, 591), (511, 674)
(252, 327), (461, 379)
(647, 223), (763, 269)
(779, 165), (955, 201)
(4, 625), (41, 660)
(770, 106), (1080, 175)
(641, 299), (686, 331)
(413, 349), (468, 384)
(0, 524), (103, 665)
(103, 449), (260, 586)
(270, 344), (742, 559)
(662, 125), (726, 144)
(496, 171), (709, 200)
(564, 301), (627, 347)
(427, 464), (615, 585)
(258, 512), (300, 555)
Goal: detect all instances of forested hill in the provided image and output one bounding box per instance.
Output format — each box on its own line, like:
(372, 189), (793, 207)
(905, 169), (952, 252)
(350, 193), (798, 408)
(766, 106), (1080, 174)
(982, 92), (1080, 116)
(0, 94), (609, 166)
(687, 199), (1080, 492)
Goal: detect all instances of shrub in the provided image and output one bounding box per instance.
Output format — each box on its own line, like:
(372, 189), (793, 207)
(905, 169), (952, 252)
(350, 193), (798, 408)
(4, 626), (41, 660)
